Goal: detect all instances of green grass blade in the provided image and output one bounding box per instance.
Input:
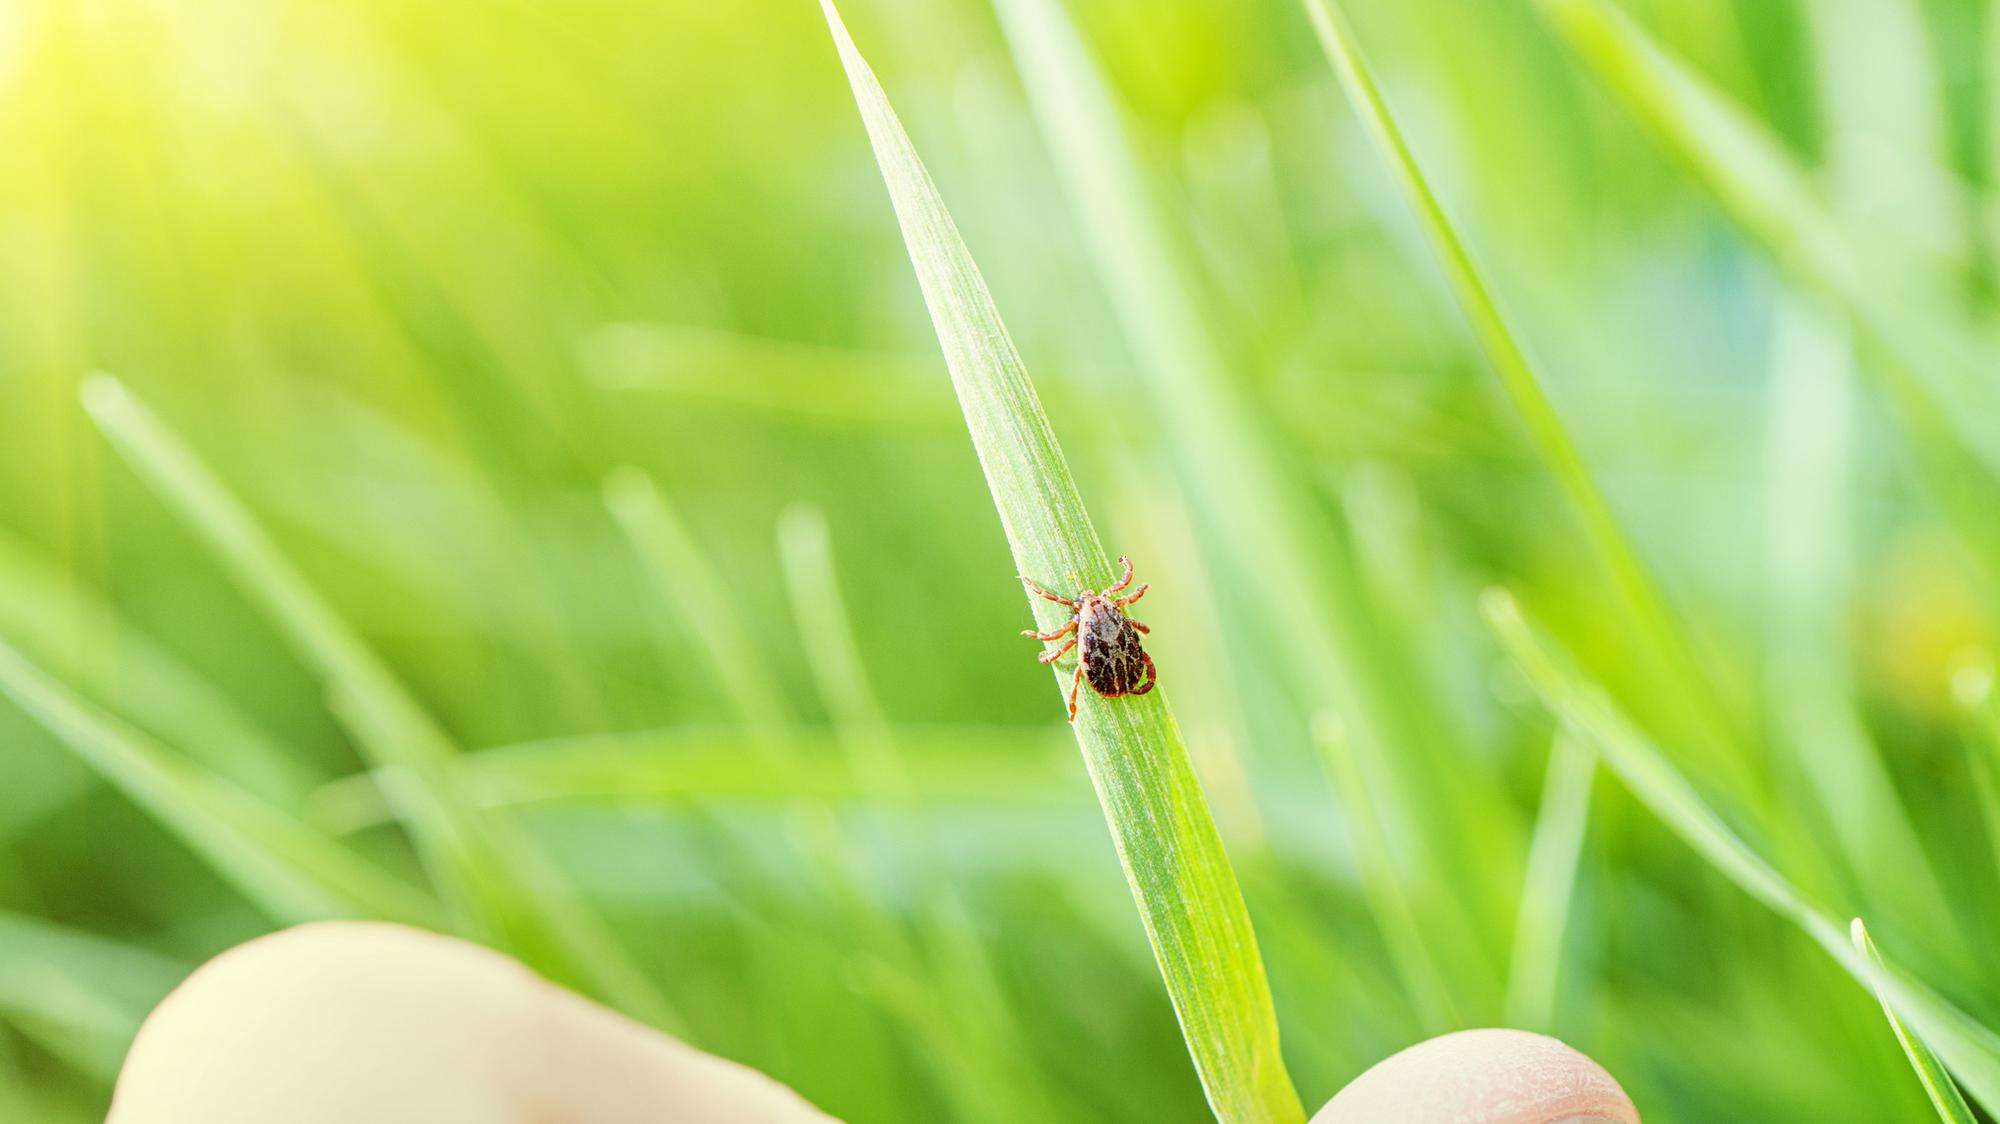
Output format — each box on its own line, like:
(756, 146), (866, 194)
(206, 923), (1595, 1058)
(605, 471), (1021, 1094)
(982, 0), (1393, 740)
(581, 322), (970, 436)
(775, 504), (907, 799)
(1483, 589), (2000, 1112)
(0, 636), (438, 927)
(777, 503), (1079, 1123)
(79, 375), (679, 1031)
(1853, 918), (1979, 1124)
(306, 724), (1077, 833)
(0, 531), (316, 806)
(990, 0), (1500, 971)
(0, 911), (187, 1081)
(1763, 300), (1961, 961)
(1535, 0), (2000, 495)
(1505, 729), (1595, 1031)
(1312, 714), (1458, 1033)
(1302, 0), (1746, 797)
(818, 4), (1302, 1118)
(1949, 655), (2000, 883)
(604, 468), (794, 737)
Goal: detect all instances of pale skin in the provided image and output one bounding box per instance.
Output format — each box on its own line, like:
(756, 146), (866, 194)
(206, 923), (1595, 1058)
(109, 923), (1639, 1123)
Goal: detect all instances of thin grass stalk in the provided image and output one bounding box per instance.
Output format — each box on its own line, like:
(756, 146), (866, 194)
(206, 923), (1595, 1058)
(1950, 655), (2000, 885)
(1535, 0), (2000, 554)
(0, 911), (188, 1081)
(603, 468), (795, 739)
(778, 503), (1077, 1123)
(989, 0), (1501, 989)
(80, 375), (679, 1031)
(0, 637), (438, 927)
(1762, 299), (1961, 962)
(1504, 729), (1594, 1030)
(1312, 714), (1458, 1033)
(1853, 918), (1979, 1124)
(1302, 0), (1749, 800)
(1484, 589), (2000, 1112)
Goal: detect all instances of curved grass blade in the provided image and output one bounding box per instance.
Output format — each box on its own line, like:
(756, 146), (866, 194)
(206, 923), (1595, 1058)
(80, 375), (680, 1032)
(1763, 301), (1963, 966)
(817, 4), (1302, 1118)
(1483, 589), (2000, 1112)
(1302, 0), (1748, 800)
(989, 0), (1504, 994)
(1949, 655), (2000, 883)
(306, 724), (1077, 833)
(604, 468), (794, 738)
(1853, 918), (1978, 1124)
(0, 911), (187, 1081)
(0, 637), (438, 927)
(1504, 729), (1595, 1031)
(1312, 714), (1457, 1033)
(606, 471), (1052, 1113)
(0, 531), (316, 806)
(775, 505), (908, 799)
(1534, 0), (2000, 512)
(778, 503), (1079, 1123)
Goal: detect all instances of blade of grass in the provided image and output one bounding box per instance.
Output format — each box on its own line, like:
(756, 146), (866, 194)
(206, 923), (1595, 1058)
(1803, 0), (1962, 273)
(306, 723), (1077, 833)
(818, 4), (1302, 1118)
(1534, 0), (2000, 529)
(1763, 299), (1962, 963)
(778, 503), (1079, 1123)
(0, 636), (439, 927)
(0, 911), (187, 1081)
(1853, 917), (1979, 1124)
(1302, 0), (1750, 800)
(990, 0), (1503, 990)
(1483, 588), (2000, 1112)
(80, 374), (680, 1032)
(775, 505), (908, 799)
(579, 322), (976, 436)
(606, 472), (997, 1109)
(0, 531), (317, 806)
(1311, 714), (1458, 1033)
(603, 468), (794, 738)
(1948, 654), (2000, 883)
(1504, 729), (1594, 1031)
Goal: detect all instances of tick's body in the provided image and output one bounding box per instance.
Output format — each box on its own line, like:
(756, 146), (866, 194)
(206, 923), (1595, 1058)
(1020, 556), (1155, 721)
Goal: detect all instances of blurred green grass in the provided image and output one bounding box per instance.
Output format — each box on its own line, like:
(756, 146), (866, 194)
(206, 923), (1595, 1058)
(4, 0), (2000, 1119)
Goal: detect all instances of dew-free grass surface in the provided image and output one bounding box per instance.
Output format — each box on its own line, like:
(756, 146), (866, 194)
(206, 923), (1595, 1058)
(4, 0), (2000, 1120)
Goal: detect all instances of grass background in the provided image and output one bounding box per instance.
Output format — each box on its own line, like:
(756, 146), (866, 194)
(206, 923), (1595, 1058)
(3, 0), (1999, 1119)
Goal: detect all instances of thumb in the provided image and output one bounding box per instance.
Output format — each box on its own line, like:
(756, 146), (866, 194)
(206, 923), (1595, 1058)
(1313, 1028), (1639, 1123)
(109, 922), (836, 1124)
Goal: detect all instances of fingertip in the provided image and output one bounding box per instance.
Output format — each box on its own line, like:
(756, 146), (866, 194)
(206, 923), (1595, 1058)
(110, 922), (835, 1124)
(110, 922), (534, 1123)
(1312, 1028), (1637, 1124)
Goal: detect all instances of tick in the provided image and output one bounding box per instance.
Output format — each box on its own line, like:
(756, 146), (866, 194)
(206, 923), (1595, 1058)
(1020, 556), (1155, 721)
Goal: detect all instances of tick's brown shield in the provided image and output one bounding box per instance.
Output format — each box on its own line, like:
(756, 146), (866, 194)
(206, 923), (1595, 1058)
(1079, 601), (1154, 697)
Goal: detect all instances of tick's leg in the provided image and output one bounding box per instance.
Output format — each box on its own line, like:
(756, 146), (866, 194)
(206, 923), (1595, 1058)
(1113, 583), (1149, 608)
(1103, 556), (1135, 595)
(1067, 661), (1085, 721)
(1130, 652), (1157, 696)
(1126, 618), (1150, 634)
(1038, 635), (1078, 664)
(1020, 574), (1077, 607)
(1021, 618), (1078, 642)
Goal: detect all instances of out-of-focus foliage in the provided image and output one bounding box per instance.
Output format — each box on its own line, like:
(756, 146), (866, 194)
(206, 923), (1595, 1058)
(2, 0), (1998, 1119)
